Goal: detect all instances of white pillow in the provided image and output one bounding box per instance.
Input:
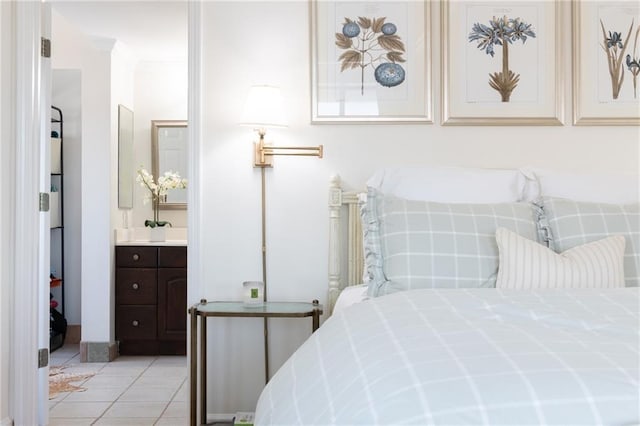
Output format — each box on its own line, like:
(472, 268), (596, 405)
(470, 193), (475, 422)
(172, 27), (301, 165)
(366, 166), (526, 203)
(495, 227), (626, 289)
(521, 167), (639, 204)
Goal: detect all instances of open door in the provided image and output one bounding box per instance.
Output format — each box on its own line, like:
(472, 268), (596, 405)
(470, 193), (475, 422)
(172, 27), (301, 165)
(7, 1), (52, 424)
(38, 3), (53, 424)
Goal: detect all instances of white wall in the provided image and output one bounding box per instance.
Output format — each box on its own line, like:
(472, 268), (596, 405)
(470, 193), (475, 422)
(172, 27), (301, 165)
(52, 10), (115, 345)
(52, 70), (82, 326)
(133, 60), (188, 228)
(0, 1), (13, 423)
(110, 41), (135, 237)
(109, 42), (136, 344)
(198, 1), (640, 413)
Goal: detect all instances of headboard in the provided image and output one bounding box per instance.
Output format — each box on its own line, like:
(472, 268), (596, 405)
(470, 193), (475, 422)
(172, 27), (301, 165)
(328, 175), (364, 315)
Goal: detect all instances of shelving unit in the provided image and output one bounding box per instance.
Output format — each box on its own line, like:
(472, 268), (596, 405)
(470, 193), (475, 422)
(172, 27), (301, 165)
(50, 105), (65, 351)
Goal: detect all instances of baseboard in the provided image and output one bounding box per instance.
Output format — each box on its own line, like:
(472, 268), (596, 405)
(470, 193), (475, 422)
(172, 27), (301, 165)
(79, 341), (118, 362)
(65, 324), (80, 344)
(0, 417), (13, 426)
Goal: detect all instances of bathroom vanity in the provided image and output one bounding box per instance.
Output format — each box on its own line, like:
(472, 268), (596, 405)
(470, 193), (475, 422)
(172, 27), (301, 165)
(115, 243), (187, 355)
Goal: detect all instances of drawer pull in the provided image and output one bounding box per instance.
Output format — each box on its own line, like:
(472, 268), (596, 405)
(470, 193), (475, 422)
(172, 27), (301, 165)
(132, 254), (140, 261)
(132, 320), (139, 327)
(132, 283), (139, 290)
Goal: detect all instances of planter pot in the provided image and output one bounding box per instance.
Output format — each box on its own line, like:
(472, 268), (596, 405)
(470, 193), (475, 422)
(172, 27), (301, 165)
(149, 226), (166, 242)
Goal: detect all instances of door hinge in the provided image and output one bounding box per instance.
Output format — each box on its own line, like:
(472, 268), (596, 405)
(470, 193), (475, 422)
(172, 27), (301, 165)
(38, 348), (49, 368)
(41, 37), (51, 58)
(39, 192), (50, 212)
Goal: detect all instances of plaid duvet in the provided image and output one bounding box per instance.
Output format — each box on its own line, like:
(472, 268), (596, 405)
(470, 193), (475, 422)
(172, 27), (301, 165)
(256, 288), (639, 425)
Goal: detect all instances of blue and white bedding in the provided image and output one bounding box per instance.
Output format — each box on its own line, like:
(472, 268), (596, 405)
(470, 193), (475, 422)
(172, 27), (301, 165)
(255, 288), (639, 425)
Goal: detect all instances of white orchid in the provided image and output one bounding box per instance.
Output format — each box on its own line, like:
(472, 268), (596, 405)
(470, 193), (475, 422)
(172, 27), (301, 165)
(136, 167), (187, 227)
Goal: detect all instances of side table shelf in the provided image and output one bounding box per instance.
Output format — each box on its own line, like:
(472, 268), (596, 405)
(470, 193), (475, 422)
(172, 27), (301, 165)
(188, 300), (323, 426)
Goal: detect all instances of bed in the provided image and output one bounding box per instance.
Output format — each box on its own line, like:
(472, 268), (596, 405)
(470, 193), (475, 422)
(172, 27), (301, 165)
(255, 167), (640, 425)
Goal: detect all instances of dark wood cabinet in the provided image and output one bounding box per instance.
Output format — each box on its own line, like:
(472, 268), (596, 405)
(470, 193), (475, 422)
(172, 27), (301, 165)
(116, 245), (187, 355)
(158, 268), (187, 342)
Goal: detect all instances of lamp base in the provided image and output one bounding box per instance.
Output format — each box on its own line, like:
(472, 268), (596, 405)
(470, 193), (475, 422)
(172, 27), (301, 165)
(254, 141), (273, 168)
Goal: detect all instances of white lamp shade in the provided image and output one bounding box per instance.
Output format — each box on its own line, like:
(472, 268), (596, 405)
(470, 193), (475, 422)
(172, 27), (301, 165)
(240, 85), (288, 128)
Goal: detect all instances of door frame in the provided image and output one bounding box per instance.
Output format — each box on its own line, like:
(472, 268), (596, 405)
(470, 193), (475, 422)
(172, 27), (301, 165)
(187, 0), (205, 419)
(11, 1), (48, 425)
(8, 1), (206, 422)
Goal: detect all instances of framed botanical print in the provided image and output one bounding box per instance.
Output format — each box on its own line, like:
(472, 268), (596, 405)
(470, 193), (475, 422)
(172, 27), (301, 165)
(311, 0), (432, 123)
(573, 1), (640, 125)
(442, 0), (564, 125)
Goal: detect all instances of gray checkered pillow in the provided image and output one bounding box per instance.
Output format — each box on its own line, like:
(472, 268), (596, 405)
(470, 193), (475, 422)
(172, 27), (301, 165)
(363, 188), (540, 297)
(537, 197), (640, 287)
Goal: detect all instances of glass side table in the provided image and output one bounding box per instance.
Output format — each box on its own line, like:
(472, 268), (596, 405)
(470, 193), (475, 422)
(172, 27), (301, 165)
(188, 300), (323, 426)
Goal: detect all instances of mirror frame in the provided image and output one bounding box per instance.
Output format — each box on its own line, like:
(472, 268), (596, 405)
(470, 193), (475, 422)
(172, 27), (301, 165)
(118, 105), (134, 209)
(151, 120), (188, 210)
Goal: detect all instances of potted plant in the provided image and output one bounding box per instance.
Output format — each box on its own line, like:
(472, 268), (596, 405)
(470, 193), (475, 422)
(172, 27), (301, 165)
(136, 167), (187, 241)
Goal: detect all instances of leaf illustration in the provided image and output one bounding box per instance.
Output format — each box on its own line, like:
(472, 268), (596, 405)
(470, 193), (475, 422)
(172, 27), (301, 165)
(372, 17), (386, 33)
(344, 17), (354, 24)
(339, 50), (362, 71)
(378, 34), (406, 52)
(358, 16), (372, 29)
(387, 51), (406, 63)
(335, 33), (353, 49)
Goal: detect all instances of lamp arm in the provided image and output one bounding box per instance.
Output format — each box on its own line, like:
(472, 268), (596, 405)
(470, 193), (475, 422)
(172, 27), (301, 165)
(254, 131), (323, 167)
(262, 145), (323, 158)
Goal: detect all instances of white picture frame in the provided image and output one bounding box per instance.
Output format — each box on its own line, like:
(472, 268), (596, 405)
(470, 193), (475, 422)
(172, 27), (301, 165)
(442, 0), (564, 125)
(573, 0), (640, 125)
(311, 0), (432, 123)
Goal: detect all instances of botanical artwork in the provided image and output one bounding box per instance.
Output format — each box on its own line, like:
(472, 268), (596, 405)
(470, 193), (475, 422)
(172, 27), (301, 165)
(600, 19), (640, 99)
(468, 16), (536, 102)
(573, 2), (640, 124)
(312, 0), (430, 122)
(335, 17), (406, 94)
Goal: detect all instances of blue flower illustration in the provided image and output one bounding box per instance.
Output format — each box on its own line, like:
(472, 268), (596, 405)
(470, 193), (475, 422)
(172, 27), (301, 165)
(468, 15), (536, 102)
(468, 22), (501, 57)
(374, 63), (405, 87)
(381, 23), (397, 35)
(606, 31), (623, 49)
(628, 53), (640, 99)
(336, 16), (407, 94)
(600, 19), (636, 99)
(509, 18), (536, 43)
(343, 22), (360, 38)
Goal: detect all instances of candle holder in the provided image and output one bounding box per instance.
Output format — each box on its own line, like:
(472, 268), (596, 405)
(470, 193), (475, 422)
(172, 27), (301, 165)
(242, 281), (264, 306)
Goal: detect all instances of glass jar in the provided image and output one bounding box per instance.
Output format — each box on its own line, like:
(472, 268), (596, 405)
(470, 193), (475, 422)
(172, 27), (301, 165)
(242, 281), (264, 306)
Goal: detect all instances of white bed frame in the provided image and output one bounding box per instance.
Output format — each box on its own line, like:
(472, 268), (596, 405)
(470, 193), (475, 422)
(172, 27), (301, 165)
(328, 175), (364, 314)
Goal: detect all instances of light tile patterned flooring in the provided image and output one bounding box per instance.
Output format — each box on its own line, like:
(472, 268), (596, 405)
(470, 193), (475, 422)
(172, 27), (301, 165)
(49, 344), (188, 425)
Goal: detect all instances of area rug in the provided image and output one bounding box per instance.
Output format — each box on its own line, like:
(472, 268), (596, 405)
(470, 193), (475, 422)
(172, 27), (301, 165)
(49, 366), (95, 399)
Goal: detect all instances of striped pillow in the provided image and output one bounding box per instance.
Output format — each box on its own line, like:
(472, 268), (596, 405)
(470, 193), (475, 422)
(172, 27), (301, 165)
(496, 227), (626, 289)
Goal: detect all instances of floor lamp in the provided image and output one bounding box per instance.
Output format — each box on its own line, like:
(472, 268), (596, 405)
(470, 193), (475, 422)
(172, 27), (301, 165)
(240, 85), (323, 383)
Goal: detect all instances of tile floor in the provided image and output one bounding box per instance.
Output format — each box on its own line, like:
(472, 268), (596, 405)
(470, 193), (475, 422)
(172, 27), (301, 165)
(48, 344), (189, 425)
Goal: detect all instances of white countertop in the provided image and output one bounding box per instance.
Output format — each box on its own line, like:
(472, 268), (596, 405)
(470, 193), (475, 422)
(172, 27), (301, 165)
(116, 240), (187, 247)
(115, 227), (188, 246)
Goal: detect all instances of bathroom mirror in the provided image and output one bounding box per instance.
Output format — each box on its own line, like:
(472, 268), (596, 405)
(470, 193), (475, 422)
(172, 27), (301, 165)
(151, 120), (187, 210)
(118, 105), (134, 209)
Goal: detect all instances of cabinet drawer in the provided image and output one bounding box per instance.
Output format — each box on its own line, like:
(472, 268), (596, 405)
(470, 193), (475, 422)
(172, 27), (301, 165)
(116, 269), (157, 305)
(158, 246), (187, 268)
(116, 306), (157, 340)
(116, 246), (157, 268)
